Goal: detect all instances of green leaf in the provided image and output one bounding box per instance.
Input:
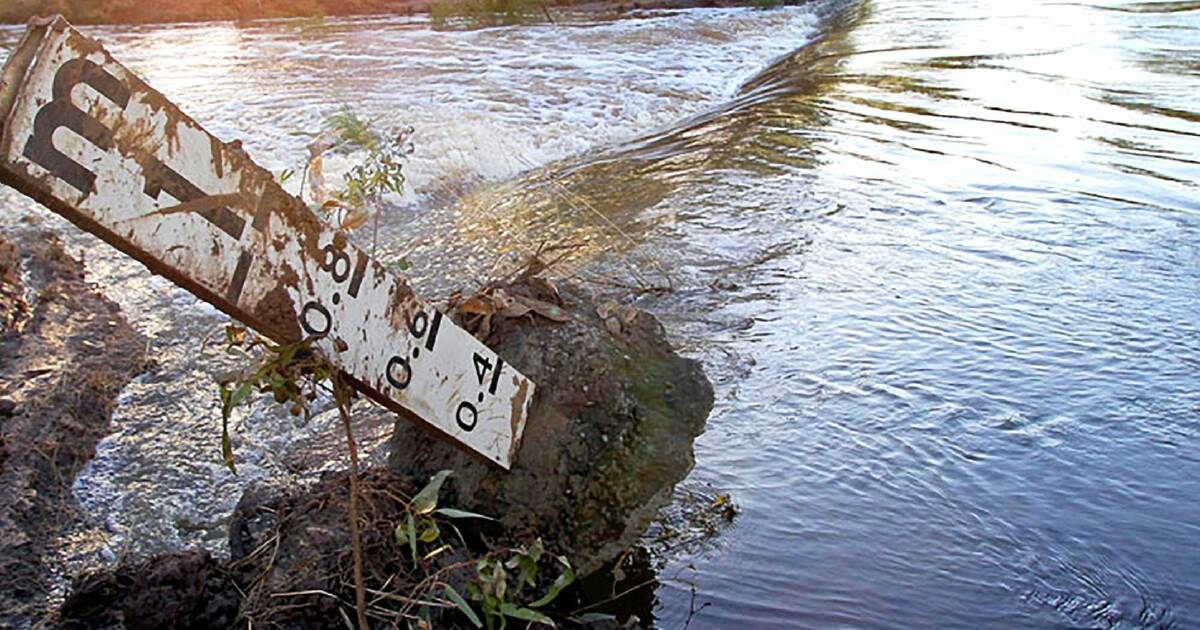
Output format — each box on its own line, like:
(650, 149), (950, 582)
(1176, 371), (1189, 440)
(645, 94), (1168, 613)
(422, 543), (451, 561)
(443, 584), (482, 628)
(277, 339), (305, 364)
(231, 381), (254, 407)
(515, 555), (537, 589)
(395, 521), (411, 548)
(407, 512), (417, 561)
(569, 613), (617, 624)
(529, 558), (574, 608)
(527, 539), (545, 563)
(412, 470), (453, 515)
(492, 561), (507, 601)
(499, 603), (554, 627)
(418, 520), (440, 543)
(435, 508), (495, 520)
(221, 424), (237, 475)
(219, 382), (238, 474)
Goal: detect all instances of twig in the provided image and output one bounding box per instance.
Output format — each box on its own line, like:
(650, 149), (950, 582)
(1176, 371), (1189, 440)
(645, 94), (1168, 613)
(567, 577), (657, 615)
(333, 374), (370, 630)
(682, 573), (711, 630)
(370, 207), (380, 258)
(270, 589), (347, 601)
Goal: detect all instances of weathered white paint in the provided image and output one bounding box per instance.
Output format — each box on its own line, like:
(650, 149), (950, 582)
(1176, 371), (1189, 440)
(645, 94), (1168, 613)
(0, 18), (533, 468)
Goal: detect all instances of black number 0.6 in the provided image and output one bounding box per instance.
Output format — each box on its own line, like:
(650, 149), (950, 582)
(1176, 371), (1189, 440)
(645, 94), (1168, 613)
(387, 356), (411, 390)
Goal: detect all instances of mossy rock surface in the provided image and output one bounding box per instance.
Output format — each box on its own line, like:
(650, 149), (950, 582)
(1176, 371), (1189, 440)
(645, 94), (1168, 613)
(388, 282), (712, 576)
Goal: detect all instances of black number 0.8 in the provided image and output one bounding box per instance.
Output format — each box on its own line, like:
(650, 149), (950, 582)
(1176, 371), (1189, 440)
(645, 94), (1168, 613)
(300, 301), (331, 336)
(321, 244), (352, 282)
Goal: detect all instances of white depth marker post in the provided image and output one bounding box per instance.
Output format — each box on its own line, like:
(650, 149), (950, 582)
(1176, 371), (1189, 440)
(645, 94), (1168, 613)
(0, 17), (533, 468)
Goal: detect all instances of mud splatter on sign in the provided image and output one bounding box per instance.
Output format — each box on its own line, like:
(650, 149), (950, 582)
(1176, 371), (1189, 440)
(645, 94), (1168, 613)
(0, 17), (533, 469)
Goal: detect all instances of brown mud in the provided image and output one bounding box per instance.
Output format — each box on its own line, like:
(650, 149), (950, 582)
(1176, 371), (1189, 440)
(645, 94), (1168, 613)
(59, 550), (241, 630)
(0, 224), (146, 628)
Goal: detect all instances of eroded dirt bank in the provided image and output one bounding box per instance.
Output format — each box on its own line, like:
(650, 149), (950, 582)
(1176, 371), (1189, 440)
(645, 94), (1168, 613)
(0, 225), (146, 627)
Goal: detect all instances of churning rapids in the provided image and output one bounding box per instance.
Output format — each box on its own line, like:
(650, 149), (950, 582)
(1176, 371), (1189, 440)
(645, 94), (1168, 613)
(2, 0), (1199, 627)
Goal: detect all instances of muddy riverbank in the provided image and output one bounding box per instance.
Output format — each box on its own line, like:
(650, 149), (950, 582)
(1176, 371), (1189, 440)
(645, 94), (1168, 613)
(0, 225), (146, 627)
(42, 276), (713, 628)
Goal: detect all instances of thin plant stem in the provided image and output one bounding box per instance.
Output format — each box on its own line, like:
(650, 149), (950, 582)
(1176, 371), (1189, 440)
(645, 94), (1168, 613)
(333, 374), (370, 630)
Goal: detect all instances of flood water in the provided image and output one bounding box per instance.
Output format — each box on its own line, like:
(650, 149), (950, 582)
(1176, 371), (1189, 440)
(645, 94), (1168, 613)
(2, 0), (1199, 627)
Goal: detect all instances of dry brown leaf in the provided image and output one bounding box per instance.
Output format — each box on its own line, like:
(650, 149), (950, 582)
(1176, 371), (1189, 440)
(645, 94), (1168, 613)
(340, 209), (370, 231)
(498, 302), (533, 318)
(596, 300), (620, 320)
(306, 151), (328, 204)
(528, 276), (563, 305)
(458, 296), (495, 316)
(490, 288), (514, 310)
(516, 296), (570, 322)
(618, 305), (639, 326)
(476, 314), (492, 341)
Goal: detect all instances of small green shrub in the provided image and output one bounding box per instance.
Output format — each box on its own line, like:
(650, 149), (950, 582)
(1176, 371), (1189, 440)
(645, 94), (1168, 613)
(430, 0), (546, 29)
(395, 470), (575, 629)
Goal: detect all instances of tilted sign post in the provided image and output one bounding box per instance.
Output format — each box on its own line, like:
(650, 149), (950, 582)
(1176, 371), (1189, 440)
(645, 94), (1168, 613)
(0, 17), (533, 469)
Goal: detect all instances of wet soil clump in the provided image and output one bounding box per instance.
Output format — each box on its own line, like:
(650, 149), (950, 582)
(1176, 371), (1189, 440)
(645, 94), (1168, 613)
(390, 280), (713, 576)
(59, 550), (240, 630)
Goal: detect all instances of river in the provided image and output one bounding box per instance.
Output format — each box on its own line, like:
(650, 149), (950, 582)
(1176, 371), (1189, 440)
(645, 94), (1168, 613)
(2, 0), (1198, 627)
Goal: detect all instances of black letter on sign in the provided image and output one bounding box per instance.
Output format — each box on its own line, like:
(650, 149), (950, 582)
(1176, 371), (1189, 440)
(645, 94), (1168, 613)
(22, 57), (247, 242)
(141, 158), (246, 240)
(23, 56), (255, 304)
(23, 58), (130, 195)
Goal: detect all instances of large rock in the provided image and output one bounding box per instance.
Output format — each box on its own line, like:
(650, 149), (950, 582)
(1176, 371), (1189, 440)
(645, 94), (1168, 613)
(388, 282), (712, 576)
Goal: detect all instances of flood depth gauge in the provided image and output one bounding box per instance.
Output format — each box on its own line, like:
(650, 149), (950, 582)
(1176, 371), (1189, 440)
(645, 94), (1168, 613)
(0, 17), (533, 468)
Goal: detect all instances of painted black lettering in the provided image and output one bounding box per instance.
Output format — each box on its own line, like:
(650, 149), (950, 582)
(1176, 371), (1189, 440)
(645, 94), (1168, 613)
(141, 158), (245, 240)
(320, 244), (351, 282)
(299, 301), (331, 336)
(488, 358), (504, 395)
(456, 401), (478, 432)
(387, 356), (412, 390)
(409, 311), (428, 338)
(23, 58), (129, 194)
(347, 252), (368, 298)
(424, 310), (443, 351)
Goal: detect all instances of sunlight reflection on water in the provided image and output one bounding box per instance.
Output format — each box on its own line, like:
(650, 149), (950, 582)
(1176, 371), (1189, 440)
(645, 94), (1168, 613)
(1, 0), (1198, 626)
